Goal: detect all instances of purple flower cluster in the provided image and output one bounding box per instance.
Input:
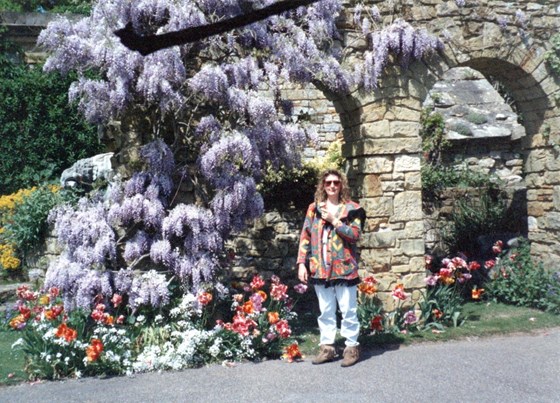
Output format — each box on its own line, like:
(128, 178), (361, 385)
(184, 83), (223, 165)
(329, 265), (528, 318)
(49, 199), (117, 268)
(360, 19), (444, 90)
(39, 1), (449, 312)
(47, 137), (265, 308)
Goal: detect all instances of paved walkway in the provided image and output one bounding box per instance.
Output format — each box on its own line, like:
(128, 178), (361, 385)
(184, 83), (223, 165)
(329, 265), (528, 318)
(1, 328), (559, 403)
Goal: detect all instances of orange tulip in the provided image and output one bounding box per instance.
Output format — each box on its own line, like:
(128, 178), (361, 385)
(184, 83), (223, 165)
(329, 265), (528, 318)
(267, 311), (280, 324)
(471, 288), (485, 300)
(242, 300), (254, 314)
(86, 339), (104, 362)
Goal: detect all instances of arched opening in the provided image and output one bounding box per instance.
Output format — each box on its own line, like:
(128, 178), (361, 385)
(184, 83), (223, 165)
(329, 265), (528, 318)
(421, 65), (529, 263)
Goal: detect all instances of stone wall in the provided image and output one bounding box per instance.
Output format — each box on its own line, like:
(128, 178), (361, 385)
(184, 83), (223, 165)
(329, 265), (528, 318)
(228, 211), (302, 282)
(4, 1), (560, 308)
(279, 83), (343, 160)
(330, 0), (560, 309)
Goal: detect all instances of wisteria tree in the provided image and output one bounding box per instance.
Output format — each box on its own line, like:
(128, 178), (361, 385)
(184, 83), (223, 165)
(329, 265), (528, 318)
(39, 0), (443, 311)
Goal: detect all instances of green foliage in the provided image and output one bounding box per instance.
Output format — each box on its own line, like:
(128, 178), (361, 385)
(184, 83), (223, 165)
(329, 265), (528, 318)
(545, 33), (560, 77)
(421, 164), (501, 201)
(0, 56), (102, 195)
(419, 285), (465, 329)
(486, 239), (560, 314)
(258, 140), (344, 211)
(430, 92), (442, 104)
(258, 164), (319, 211)
(0, 0), (92, 13)
(420, 108), (449, 165)
(466, 112), (488, 125)
(357, 295), (383, 335)
(2, 185), (65, 253)
(421, 165), (455, 199)
(444, 189), (507, 255)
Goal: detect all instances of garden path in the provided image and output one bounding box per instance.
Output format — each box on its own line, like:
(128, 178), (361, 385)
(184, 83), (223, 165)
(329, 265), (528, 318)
(1, 327), (559, 403)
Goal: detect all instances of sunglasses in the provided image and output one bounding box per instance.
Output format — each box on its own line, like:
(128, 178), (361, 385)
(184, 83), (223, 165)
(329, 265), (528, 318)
(324, 180), (341, 187)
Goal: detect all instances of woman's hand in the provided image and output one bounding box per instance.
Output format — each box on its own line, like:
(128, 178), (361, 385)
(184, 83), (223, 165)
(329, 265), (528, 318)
(319, 204), (336, 224)
(298, 263), (308, 283)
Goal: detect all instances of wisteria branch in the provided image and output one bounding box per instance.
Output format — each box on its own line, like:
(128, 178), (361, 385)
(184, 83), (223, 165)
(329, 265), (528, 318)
(115, 0), (320, 55)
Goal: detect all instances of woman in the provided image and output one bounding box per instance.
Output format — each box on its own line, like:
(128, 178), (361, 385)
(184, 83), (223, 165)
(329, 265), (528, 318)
(297, 169), (365, 367)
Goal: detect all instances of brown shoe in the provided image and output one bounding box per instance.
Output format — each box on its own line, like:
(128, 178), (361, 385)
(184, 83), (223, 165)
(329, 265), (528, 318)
(312, 344), (337, 365)
(340, 345), (360, 367)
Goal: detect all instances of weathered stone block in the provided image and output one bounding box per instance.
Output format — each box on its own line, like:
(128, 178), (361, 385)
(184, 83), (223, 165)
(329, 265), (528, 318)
(404, 172), (422, 191)
(390, 121), (421, 138)
(45, 237), (62, 255)
(392, 191), (423, 221)
(360, 249), (392, 270)
(342, 138), (422, 157)
(360, 197), (393, 218)
(358, 174), (383, 196)
(543, 212), (560, 230)
(554, 186), (560, 210)
(395, 155), (421, 172)
(528, 216), (539, 231)
(362, 231), (398, 249)
(359, 156), (394, 174)
(399, 239), (425, 257)
(381, 180), (405, 193)
(404, 221), (424, 238)
(527, 202), (545, 217)
(402, 273), (427, 289)
(361, 121), (391, 138)
(544, 170), (560, 186)
(525, 149), (547, 173)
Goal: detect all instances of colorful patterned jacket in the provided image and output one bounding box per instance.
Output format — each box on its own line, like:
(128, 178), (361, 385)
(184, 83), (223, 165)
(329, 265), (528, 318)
(297, 201), (365, 285)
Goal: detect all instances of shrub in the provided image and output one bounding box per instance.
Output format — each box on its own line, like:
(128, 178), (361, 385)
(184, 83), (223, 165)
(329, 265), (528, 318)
(444, 189), (507, 256)
(0, 185), (67, 273)
(545, 33), (560, 77)
(258, 164), (319, 211)
(486, 239), (560, 313)
(0, 0), (92, 13)
(0, 49), (102, 195)
(258, 139), (344, 211)
(421, 164), (502, 203)
(421, 165), (458, 200)
(420, 108), (449, 165)
(3, 185), (64, 251)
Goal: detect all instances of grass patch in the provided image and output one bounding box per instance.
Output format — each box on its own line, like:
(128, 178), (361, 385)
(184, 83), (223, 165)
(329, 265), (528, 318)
(0, 330), (27, 386)
(294, 302), (560, 355)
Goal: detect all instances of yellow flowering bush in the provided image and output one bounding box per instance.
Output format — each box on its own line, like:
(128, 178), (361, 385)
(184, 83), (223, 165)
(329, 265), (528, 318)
(0, 185), (62, 271)
(0, 188), (37, 212)
(0, 243), (21, 270)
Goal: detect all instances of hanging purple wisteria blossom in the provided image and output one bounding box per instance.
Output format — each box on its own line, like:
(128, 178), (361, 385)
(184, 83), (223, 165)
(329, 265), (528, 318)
(361, 19), (444, 91)
(41, 0), (445, 311)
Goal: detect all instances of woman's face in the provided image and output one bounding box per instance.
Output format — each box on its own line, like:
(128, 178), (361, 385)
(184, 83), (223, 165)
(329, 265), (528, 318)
(323, 174), (341, 199)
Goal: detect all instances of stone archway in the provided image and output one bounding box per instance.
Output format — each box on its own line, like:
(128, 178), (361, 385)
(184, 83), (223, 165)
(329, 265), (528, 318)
(328, 0), (560, 308)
